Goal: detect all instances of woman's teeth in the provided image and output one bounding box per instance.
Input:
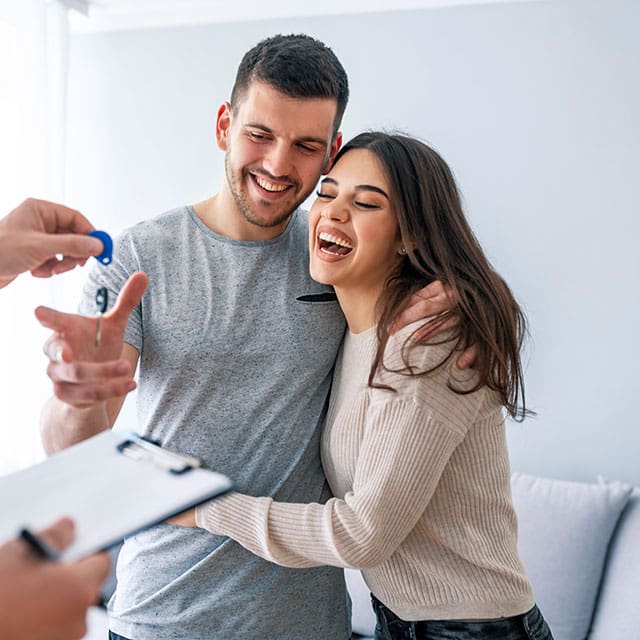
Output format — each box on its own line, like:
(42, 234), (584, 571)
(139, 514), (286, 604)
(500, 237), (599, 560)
(318, 231), (353, 255)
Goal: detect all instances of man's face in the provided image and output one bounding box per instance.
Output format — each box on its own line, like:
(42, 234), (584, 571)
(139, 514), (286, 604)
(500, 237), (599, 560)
(217, 81), (342, 235)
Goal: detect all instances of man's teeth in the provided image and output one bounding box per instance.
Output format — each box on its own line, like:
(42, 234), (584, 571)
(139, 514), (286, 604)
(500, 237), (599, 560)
(255, 176), (289, 192)
(318, 231), (352, 249)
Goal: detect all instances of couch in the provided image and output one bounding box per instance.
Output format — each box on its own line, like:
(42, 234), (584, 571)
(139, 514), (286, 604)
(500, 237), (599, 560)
(82, 473), (639, 640)
(348, 472), (640, 640)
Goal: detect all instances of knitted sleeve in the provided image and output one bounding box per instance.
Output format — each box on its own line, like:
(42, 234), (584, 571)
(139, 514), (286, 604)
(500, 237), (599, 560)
(194, 329), (482, 568)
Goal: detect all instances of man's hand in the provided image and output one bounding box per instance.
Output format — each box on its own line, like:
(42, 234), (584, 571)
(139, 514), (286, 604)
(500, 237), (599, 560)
(35, 272), (149, 408)
(388, 280), (456, 335)
(390, 280), (477, 369)
(0, 198), (104, 289)
(0, 518), (110, 640)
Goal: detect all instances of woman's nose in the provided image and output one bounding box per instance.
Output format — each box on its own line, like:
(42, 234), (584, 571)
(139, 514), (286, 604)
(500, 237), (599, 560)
(320, 199), (349, 222)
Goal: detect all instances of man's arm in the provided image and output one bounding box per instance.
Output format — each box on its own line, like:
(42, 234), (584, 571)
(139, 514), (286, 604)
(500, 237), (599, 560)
(390, 280), (477, 369)
(37, 273), (148, 453)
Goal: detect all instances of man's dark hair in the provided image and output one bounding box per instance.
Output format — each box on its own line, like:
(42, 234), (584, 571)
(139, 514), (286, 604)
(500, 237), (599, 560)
(230, 34), (349, 137)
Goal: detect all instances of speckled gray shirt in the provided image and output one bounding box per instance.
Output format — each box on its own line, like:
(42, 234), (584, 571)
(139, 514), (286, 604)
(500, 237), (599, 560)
(79, 206), (349, 640)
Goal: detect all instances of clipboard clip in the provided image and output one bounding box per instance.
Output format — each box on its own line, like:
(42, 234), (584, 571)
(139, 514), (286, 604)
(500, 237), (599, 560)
(117, 435), (201, 475)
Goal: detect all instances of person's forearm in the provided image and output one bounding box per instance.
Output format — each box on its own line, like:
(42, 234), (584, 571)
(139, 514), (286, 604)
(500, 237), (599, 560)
(40, 397), (111, 454)
(0, 230), (19, 288)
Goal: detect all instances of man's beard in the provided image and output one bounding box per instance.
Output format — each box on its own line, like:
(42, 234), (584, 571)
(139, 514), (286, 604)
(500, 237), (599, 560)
(225, 154), (306, 229)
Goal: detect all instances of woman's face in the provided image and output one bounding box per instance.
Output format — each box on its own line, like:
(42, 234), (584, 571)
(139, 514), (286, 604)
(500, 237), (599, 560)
(309, 148), (403, 295)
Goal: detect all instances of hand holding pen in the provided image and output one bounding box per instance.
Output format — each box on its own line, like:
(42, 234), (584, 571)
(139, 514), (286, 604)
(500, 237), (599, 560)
(0, 518), (110, 640)
(34, 272), (149, 409)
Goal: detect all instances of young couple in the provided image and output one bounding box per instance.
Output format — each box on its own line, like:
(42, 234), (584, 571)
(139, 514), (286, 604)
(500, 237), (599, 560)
(38, 34), (553, 640)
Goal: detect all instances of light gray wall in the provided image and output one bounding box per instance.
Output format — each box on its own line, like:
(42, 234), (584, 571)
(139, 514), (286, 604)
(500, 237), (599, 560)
(65, 0), (640, 484)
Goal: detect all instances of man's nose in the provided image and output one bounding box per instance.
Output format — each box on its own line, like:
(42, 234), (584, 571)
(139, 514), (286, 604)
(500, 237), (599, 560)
(262, 143), (293, 181)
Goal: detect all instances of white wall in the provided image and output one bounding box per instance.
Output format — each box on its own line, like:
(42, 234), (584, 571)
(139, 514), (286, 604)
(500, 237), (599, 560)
(64, 0), (640, 484)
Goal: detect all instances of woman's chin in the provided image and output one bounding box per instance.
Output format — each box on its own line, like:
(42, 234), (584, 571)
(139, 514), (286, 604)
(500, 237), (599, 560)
(310, 265), (337, 287)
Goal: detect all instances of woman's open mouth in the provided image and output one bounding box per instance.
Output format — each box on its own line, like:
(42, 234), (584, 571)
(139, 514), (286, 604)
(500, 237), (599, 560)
(318, 231), (353, 256)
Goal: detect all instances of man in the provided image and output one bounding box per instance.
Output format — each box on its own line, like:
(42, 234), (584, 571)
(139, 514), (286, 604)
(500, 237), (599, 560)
(0, 198), (111, 640)
(38, 35), (454, 639)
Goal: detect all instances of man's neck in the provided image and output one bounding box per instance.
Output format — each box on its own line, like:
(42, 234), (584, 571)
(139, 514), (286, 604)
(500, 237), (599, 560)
(192, 190), (291, 242)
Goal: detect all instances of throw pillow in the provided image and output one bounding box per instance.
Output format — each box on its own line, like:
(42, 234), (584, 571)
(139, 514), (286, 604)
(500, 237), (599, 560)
(511, 472), (631, 640)
(588, 482), (640, 639)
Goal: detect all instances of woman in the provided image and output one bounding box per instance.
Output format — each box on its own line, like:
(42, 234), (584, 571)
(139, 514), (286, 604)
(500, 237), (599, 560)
(171, 132), (554, 639)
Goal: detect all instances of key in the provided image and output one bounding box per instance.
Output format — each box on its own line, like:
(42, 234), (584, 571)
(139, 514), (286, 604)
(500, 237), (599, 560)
(95, 287), (108, 347)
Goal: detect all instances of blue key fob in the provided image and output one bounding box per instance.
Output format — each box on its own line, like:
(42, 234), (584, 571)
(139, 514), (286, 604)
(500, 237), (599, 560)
(88, 230), (113, 265)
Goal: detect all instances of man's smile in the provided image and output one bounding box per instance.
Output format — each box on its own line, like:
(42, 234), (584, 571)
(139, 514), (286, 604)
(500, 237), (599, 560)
(249, 171), (296, 199)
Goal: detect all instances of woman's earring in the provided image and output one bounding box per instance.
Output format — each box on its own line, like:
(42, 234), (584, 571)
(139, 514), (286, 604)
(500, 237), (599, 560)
(399, 247), (407, 255)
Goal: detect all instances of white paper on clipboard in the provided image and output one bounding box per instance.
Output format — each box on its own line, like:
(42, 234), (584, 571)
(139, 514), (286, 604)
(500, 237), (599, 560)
(0, 430), (232, 561)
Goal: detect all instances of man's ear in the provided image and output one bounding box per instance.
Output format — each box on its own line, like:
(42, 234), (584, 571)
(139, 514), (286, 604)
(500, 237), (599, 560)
(216, 102), (232, 151)
(322, 131), (343, 175)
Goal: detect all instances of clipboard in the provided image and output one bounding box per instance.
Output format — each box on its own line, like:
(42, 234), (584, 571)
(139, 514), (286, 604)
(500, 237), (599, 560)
(0, 430), (232, 561)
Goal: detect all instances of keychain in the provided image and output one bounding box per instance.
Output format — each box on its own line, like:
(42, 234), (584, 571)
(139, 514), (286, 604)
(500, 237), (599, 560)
(88, 230), (113, 265)
(87, 230), (113, 348)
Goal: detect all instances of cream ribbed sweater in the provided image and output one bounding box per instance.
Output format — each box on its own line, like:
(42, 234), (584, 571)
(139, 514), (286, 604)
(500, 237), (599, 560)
(196, 323), (535, 621)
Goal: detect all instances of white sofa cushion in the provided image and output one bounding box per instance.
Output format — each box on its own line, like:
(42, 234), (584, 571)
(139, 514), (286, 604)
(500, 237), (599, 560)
(511, 473), (632, 640)
(345, 567), (376, 637)
(588, 484), (640, 639)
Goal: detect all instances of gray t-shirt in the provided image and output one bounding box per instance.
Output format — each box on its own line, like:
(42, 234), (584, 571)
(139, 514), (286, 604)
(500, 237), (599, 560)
(80, 206), (349, 639)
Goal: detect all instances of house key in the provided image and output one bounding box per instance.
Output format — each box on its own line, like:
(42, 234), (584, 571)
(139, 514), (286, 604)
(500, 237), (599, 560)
(95, 287), (108, 347)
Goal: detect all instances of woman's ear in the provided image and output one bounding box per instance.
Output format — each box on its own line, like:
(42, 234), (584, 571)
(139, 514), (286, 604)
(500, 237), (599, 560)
(397, 237), (416, 256)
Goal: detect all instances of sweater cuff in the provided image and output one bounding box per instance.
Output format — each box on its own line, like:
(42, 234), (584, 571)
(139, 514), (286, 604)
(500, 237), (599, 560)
(196, 492), (272, 541)
(195, 500), (215, 531)
(195, 492), (241, 534)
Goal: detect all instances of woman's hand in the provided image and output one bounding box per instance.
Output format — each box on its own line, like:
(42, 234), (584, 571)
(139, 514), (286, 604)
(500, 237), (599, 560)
(166, 508), (197, 528)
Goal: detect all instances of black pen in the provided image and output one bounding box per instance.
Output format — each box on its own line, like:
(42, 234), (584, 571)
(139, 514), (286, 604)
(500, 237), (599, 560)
(19, 527), (60, 561)
(19, 526), (108, 610)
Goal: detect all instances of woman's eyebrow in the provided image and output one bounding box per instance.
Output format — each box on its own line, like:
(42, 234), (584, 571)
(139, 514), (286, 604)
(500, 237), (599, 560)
(355, 185), (389, 199)
(320, 178), (389, 200)
(320, 177), (391, 201)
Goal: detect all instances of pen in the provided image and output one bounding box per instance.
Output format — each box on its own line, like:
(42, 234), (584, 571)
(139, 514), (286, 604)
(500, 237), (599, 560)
(19, 527), (108, 610)
(19, 527), (60, 561)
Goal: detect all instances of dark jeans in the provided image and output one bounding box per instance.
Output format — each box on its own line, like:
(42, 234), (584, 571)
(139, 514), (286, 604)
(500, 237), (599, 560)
(371, 594), (554, 640)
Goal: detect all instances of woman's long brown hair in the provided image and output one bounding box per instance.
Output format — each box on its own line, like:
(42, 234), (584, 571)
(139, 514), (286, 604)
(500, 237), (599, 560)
(334, 132), (530, 421)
